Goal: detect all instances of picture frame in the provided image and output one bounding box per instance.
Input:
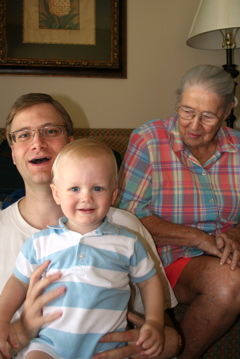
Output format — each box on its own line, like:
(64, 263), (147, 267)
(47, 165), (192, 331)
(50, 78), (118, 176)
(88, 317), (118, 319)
(0, 0), (127, 78)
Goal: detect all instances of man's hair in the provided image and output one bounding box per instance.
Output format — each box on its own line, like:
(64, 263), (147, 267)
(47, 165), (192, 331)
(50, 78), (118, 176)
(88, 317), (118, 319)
(6, 93), (74, 145)
(52, 138), (118, 186)
(175, 64), (235, 113)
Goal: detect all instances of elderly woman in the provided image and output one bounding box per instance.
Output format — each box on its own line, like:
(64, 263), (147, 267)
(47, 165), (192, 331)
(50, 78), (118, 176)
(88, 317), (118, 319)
(116, 64), (240, 359)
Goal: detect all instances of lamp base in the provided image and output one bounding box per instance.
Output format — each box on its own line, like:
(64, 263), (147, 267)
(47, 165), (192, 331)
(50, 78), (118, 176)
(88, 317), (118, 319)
(222, 63), (239, 79)
(222, 49), (239, 128)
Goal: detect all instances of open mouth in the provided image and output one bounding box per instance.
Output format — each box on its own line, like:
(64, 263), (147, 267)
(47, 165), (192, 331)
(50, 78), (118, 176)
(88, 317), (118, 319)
(30, 157), (50, 164)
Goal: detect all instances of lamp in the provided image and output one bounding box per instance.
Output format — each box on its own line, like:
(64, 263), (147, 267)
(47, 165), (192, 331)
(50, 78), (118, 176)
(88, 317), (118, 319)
(186, 0), (240, 128)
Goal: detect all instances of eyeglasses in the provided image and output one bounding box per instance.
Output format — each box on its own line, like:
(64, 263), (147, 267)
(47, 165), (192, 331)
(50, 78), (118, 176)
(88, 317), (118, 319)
(10, 125), (66, 143)
(176, 106), (222, 126)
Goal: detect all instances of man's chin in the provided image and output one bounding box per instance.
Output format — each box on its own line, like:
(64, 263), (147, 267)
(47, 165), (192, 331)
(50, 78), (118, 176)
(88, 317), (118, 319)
(27, 173), (52, 187)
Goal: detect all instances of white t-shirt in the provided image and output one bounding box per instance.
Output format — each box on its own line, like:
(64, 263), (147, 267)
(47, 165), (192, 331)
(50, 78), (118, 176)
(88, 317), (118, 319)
(0, 200), (177, 311)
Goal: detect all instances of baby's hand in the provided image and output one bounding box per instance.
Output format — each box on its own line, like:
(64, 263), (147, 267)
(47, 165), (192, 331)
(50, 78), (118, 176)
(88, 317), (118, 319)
(0, 320), (17, 359)
(136, 320), (164, 357)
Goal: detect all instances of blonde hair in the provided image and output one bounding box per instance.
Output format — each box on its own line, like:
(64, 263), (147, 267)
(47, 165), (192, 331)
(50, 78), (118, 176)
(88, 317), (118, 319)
(52, 138), (118, 186)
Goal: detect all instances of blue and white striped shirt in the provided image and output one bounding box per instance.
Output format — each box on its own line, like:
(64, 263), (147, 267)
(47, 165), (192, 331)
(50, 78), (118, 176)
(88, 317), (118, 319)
(14, 216), (156, 359)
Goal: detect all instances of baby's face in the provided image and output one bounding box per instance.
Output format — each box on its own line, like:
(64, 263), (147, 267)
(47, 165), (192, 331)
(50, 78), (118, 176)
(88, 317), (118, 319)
(51, 156), (118, 234)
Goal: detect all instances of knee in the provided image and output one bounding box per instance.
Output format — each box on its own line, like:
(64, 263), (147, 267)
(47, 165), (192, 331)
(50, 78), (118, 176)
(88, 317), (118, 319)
(163, 326), (182, 358)
(209, 268), (240, 305)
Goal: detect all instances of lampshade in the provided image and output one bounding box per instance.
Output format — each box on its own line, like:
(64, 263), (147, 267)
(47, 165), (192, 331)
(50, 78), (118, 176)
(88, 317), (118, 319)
(187, 0), (240, 50)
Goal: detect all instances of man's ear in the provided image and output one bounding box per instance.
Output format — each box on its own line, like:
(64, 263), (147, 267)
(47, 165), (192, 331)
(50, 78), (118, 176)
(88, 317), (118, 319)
(111, 186), (119, 206)
(11, 145), (16, 165)
(50, 183), (61, 205)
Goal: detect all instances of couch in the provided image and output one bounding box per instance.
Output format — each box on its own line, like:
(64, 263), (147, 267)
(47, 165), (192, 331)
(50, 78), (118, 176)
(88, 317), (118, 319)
(0, 127), (240, 358)
(0, 128), (132, 201)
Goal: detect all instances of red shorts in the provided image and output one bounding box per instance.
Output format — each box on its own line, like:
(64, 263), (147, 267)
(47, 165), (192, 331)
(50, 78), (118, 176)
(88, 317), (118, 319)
(164, 257), (192, 288)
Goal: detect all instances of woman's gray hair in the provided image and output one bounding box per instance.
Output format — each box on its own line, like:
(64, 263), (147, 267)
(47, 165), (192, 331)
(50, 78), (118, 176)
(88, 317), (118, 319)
(176, 65), (235, 109)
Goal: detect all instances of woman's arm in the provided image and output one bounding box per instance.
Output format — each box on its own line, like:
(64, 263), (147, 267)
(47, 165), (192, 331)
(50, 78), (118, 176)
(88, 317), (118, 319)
(140, 214), (223, 258)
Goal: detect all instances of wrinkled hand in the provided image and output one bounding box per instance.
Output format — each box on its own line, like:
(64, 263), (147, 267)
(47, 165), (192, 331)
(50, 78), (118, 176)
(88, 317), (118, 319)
(216, 227), (240, 270)
(196, 232), (222, 258)
(93, 312), (149, 359)
(21, 260), (66, 341)
(136, 320), (164, 357)
(0, 320), (18, 359)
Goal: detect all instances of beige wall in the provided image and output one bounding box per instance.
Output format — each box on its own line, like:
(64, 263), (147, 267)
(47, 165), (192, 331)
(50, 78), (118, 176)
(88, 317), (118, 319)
(0, 0), (240, 129)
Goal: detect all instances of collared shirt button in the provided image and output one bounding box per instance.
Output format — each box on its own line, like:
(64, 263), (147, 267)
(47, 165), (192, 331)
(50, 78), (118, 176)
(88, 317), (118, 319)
(78, 253), (85, 259)
(202, 171), (206, 175)
(81, 238), (85, 244)
(209, 198), (214, 203)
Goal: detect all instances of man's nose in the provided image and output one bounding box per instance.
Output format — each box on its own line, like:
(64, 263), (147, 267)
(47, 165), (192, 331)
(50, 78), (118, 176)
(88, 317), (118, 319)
(30, 130), (47, 148)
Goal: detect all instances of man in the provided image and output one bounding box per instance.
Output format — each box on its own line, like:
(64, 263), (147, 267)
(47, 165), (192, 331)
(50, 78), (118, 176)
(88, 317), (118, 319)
(0, 93), (180, 359)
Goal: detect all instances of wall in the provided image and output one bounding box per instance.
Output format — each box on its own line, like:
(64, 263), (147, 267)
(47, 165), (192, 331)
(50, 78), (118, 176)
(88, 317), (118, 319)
(0, 0), (240, 129)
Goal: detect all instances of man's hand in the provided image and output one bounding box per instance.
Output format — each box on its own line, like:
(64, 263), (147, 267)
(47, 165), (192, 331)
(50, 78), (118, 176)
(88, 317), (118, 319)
(8, 260), (66, 356)
(93, 312), (146, 359)
(0, 320), (18, 359)
(93, 311), (180, 359)
(22, 260), (65, 338)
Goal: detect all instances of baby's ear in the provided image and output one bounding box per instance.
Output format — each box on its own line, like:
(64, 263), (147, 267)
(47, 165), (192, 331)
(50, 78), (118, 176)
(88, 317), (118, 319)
(111, 186), (119, 205)
(50, 183), (61, 205)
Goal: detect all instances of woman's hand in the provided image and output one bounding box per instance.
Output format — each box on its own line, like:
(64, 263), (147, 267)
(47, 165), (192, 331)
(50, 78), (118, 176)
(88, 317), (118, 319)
(216, 227), (240, 270)
(196, 232), (222, 258)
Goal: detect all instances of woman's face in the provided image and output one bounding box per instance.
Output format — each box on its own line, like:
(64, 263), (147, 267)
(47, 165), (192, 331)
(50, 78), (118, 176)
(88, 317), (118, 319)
(177, 87), (229, 150)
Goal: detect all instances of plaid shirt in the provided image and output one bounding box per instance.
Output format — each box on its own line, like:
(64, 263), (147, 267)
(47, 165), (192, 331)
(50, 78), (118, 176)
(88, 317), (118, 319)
(116, 116), (240, 267)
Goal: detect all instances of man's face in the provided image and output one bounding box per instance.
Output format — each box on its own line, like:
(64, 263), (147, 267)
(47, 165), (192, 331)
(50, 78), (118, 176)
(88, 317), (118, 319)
(10, 102), (73, 188)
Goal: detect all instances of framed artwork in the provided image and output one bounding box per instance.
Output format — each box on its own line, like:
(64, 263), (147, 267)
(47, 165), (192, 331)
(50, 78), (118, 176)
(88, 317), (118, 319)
(0, 0), (127, 78)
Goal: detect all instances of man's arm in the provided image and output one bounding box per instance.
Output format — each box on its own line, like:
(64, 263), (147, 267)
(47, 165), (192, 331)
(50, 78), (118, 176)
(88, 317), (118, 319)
(7, 261), (66, 357)
(93, 311), (181, 359)
(0, 274), (28, 357)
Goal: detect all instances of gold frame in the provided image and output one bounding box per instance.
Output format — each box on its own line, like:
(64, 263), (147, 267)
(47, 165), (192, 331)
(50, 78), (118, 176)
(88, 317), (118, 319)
(0, 0), (127, 78)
